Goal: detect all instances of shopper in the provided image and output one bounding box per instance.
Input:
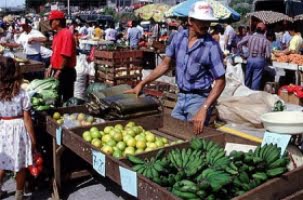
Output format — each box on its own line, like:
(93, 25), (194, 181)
(127, 20), (142, 49)
(0, 57), (36, 200)
(45, 10), (77, 103)
(237, 22), (271, 90)
(125, 2), (226, 134)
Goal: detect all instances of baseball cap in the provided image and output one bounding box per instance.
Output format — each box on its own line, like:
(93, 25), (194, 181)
(48, 10), (65, 21)
(256, 22), (266, 31)
(188, 1), (218, 21)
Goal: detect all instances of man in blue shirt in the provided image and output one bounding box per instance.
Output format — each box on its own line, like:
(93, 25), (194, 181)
(127, 21), (142, 49)
(126, 2), (226, 134)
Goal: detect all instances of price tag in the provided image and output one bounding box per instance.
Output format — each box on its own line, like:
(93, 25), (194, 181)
(119, 166), (138, 197)
(92, 150), (106, 177)
(225, 143), (257, 156)
(56, 127), (62, 145)
(261, 131), (291, 156)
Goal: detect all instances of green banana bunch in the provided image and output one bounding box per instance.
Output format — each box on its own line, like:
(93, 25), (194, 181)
(172, 180), (200, 199)
(197, 169), (232, 192)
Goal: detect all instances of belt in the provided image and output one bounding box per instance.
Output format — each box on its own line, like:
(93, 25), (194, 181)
(0, 116), (23, 120)
(179, 88), (211, 95)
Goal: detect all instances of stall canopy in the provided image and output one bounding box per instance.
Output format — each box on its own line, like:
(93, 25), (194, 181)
(134, 3), (170, 22)
(165, 0), (240, 22)
(246, 11), (293, 24)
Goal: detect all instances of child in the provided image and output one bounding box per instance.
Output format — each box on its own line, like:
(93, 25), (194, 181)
(0, 57), (36, 200)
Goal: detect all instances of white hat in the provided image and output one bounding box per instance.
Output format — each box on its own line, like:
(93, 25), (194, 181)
(188, 1), (218, 21)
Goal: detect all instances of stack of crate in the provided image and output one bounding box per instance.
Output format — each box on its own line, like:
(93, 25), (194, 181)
(94, 49), (143, 87)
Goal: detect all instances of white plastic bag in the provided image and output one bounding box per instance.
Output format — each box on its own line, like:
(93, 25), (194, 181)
(74, 54), (89, 100)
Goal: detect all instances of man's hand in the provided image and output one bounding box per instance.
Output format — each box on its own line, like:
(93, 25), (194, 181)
(124, 82), (144, 97)
(54, 70), (61, 79)
(191, 108), (208, 134)
(45, 68), (52, 78)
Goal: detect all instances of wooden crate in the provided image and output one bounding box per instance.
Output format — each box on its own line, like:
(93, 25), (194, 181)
(20, 60), (45, 73)
(158, 107), (219, 140)
(120, 132), (303, 200)
(94, 50), (143, 66)
(48, 114), (164, 182)
(95, 66), (142, 81)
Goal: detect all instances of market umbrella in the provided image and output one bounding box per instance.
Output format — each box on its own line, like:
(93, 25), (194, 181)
(165, 0), (240, 22)
(134, 3), (170, 22)
(246, 11), (293, 24)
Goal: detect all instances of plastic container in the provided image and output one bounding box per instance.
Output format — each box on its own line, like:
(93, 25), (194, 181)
(260, 111), (303, 134)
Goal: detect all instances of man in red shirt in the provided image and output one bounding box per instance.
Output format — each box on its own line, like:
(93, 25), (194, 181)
(45, 10), (77, 102)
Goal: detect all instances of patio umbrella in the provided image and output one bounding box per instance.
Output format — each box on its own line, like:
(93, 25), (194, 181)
(246, 11), (293, 24)
(134, 4), (170, 22)
(165, 0), (240, 22)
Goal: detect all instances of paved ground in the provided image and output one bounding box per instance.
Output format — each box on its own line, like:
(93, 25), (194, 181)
(2, 175), (134, 200)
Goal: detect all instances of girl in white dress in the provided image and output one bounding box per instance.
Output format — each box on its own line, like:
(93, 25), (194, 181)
(0, 57), (36, 200)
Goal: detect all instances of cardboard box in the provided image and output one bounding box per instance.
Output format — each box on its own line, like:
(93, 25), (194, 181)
(279, 90), (303, 106)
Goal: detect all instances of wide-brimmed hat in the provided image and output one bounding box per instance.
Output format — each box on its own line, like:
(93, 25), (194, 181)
(189, 1), (218, 21)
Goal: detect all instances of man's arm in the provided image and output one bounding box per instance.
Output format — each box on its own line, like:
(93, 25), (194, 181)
(191, 76), (225, 134)
(125, 56), (171, 96)
(29, 37), (47, 43)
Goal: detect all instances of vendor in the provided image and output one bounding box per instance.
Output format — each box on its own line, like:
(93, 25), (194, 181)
(1, 18), (47, 62)
(275, 24), (303, 55)
(45, 10), (76, 103)
(125, 2), (226, 134)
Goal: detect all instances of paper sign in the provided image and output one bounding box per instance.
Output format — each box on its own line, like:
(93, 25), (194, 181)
(92, 150), (106, 177)
(56, 127), (62, 145)
(225, 143), (257, 156)
(119, 166), (138, 197)
(261, 131), (291, 156)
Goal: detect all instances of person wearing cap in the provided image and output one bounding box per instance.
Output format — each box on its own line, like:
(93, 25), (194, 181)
(237, 22), (271, 90)
(45, 10), (77, 103)
(125, 2), (226, 134)
(1, 18), (47, 63)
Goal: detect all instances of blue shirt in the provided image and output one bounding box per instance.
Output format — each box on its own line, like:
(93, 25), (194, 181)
(165, 30), (225, 92)
(128, 27), (142, 48)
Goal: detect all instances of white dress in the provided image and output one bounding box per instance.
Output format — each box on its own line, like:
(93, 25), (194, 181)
(0, 90), (33, 172)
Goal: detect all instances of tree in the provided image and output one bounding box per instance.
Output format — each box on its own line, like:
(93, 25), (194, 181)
(26, 0), (47, 12)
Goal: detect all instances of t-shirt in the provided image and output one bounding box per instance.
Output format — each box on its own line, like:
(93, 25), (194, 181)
(289, 34), (303, 53)
(16, 29), (46, 55)
(94, 27), (103, 39)
(51, 28), (76, 69)
(105, 28), (117, 41)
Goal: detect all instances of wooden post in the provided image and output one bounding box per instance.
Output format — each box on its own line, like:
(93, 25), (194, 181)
(52, 138), (65, 200)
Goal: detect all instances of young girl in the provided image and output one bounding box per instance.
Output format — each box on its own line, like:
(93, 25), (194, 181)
(0, 57), (36, 200)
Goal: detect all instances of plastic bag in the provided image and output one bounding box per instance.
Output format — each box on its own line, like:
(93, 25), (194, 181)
(216, 92), (280, 128)
(74, 55), (89, 100)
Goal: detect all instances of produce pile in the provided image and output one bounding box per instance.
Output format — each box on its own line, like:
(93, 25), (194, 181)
(274, 54), (303, 65)
(81, 122), (184, 158)
(128, 138), (289, 200)
(52, 112), (104, 128)
(27, 78), (59, 111)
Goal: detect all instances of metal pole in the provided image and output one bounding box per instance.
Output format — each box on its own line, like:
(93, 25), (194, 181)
(67, 0), (70, 18)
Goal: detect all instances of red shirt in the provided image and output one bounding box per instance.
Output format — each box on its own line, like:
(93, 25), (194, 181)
(51, 28), (76, 69)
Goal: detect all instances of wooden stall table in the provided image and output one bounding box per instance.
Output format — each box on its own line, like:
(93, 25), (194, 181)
(19, 59), (45, 74)
(271, 62), (301, 85)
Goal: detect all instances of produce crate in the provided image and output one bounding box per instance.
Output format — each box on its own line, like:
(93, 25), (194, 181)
(49, 114), (170, 182)
(94, 50), (143, 66)
(95, 66), (142, 81)
(120, 132), (303, 200)
(46, 105), (94, 138)
(158, 107), (219, 140)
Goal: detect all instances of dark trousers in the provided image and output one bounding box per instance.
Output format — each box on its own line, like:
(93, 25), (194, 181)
(51, 68), (76, 104)
(246, 57), (266, 90)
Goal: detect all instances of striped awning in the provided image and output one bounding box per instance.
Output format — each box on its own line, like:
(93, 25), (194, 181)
(246, 11), (293, 24)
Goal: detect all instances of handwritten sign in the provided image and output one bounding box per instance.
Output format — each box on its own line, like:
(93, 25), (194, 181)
(261, 131), (291, 156)
(225, 143), (257, 156)
(92, 150), (106, 177)
(119, 166), (138, 197)
(56, 127), (62, 145)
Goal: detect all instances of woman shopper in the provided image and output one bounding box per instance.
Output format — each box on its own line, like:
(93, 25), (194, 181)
(0, 57), (36, 200)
